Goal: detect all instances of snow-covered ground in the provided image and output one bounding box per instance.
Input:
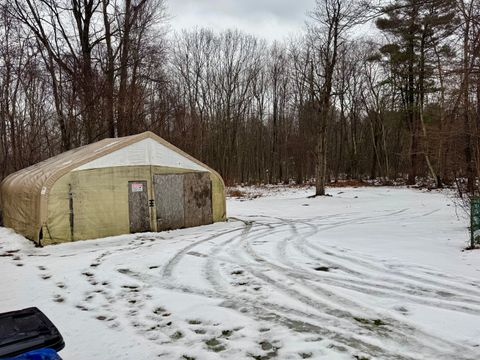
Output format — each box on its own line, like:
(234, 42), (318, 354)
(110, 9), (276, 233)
(0, 187), (479, 360)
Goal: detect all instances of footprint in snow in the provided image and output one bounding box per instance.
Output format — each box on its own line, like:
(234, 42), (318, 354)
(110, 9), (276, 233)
(95, 314), (120, 330)
(299, 352), (313, 359)
(170, 330), (183, 340)
(117, 268), (132, 275)
(75, 304), (90, 312)
(108, 321), (121, 329)
(53, 294), (65, 303)
(84, 293), (95, 302)
(121, 284), (140, 291)
(248, 340), (279, 359)
(153, 306), (167, 315)
(394, 306), (409, 315)
(205, 337), (226, 353)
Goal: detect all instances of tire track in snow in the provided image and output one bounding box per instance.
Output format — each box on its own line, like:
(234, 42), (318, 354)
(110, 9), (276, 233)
(43, 201), (478, 360)
(120, 264), (413, 360)
(196, 221), (421, 360)
(279, 214), (480, 316)
(194, 219), (464, 355)
(284, 225), (480, 313)
(234, 220), (478, 359)
(161, 224), (248, 279)
(97, 214), (479, 358)
(292, 243), (480, 313)
(290, 214), (480, 299)
(304, 234), (480, 299)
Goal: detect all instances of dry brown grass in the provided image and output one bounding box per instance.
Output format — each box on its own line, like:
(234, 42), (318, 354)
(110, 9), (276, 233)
(328, 179), (371, 188)
(227, 188), (247, 198)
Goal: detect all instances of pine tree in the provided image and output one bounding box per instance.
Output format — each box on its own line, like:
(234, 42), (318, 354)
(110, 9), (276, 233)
(376, 0), (458, 186)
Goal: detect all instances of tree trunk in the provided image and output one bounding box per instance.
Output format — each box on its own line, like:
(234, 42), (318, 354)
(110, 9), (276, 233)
(315, 96), (329, 195)
(102, 0), (116, 138)
(463, 22), (474, 194)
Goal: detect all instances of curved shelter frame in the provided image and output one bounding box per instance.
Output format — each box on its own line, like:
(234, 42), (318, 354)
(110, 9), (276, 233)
(0, 132), (226, 245)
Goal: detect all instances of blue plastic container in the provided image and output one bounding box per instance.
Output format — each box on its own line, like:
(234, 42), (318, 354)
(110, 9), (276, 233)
(7, 349), (61, 360)
(0, 308), (64, 359)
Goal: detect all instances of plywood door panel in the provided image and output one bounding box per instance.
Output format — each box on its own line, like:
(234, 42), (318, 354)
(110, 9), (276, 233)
(184, 172), (213, 228)
(153, 174), (185, 230)
(128, 181), (150, 233)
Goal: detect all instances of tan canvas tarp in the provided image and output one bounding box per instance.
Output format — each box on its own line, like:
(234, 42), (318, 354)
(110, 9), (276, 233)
(0, 132), (226, 242)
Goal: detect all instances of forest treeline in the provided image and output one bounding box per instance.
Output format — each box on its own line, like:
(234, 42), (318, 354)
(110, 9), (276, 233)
(0, 0), (479, 194)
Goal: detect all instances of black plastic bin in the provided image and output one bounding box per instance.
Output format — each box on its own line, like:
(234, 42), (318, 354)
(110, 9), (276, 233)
(0, 307), (64, 358)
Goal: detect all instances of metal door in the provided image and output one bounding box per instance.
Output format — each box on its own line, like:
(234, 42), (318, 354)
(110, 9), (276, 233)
(184, 172), (213, 228)
(153, 174), (185, 230)
(128, 181), (150, 233)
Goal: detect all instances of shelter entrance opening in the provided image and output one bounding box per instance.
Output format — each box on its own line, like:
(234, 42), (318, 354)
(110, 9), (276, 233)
(154, 174), (185, 231)
(128, 181), (150, 233)
(153, 172), (213, 231)
(183, 172), (213, 228)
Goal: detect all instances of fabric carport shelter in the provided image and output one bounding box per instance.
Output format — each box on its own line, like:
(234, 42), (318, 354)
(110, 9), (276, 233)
(0, 131), (226, 245)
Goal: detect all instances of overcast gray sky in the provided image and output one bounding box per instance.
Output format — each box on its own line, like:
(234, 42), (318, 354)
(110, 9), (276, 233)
(167, 0), (317, 42)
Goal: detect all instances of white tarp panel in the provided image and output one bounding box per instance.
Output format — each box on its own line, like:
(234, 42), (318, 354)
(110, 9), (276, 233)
(73, 138), (207, 172)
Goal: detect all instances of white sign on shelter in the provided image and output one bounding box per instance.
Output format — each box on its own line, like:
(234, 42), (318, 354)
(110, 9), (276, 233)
(131, 183), (144, 192)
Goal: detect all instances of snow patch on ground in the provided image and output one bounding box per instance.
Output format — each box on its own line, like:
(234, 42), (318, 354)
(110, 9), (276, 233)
(0, 187), (479, 359)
